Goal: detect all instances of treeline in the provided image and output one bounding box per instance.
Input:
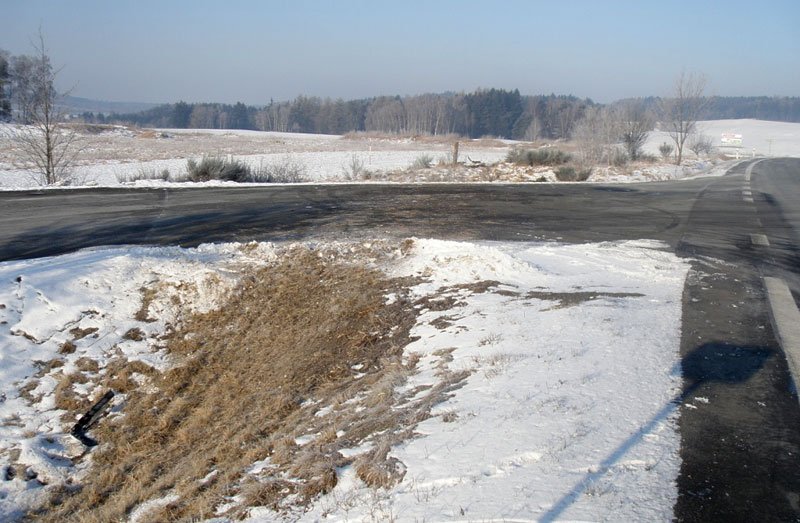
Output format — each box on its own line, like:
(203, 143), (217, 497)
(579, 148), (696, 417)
(628, 96), (800, 124)
(87, 89), (595, 140)
(703, 96), (800, 122)
(81, 91), (800, 139)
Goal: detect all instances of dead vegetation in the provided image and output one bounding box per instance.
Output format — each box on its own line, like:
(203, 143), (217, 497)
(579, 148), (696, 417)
(36, 244), (467, 521)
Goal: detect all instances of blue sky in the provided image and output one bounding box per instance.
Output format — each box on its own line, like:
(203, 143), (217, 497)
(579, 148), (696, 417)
(2, 0), (799, 104)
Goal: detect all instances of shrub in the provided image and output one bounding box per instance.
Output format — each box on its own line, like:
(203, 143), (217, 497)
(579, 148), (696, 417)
(411, 154), (433, 170)
(186, 156), (252, 182)
(251, 157), (308, 183)
(658, 142), (674, 161)
(555, 166), (592, 182)
(608, 148), (629, 167)
(507, 148), (572, 167)
(116, 167), (171, 183)
(342, 154), (371, 180)
(689, 134), (715, 157)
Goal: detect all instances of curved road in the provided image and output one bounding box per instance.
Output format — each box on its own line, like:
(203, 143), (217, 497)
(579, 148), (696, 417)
(1, 158), (799, 521)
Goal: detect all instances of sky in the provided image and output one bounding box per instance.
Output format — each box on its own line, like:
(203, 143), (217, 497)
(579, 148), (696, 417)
(2, 0), (799, 105)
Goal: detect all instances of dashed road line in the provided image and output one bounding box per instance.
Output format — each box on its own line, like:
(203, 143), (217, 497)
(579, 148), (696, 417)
(744, 159), (764, 182)
(764, 277), (800, 403)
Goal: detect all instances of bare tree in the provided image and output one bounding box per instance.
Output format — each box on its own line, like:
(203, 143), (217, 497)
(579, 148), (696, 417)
(13, 32), (81, 185)
(617, 99), (654, 160)
(660, 70), (707, 165)
(688, 133), (715, 157)
(572, 105), (622, 166)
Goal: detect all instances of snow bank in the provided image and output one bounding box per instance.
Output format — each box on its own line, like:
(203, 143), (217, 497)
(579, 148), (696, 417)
(259, 239), (690, 521)
(0, 239), (691, 521)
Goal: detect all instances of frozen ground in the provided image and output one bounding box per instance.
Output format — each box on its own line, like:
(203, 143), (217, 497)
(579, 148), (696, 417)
(0, 238), (690, 521)
(645, 118), (800, 159)
(3, 118), (798, 189)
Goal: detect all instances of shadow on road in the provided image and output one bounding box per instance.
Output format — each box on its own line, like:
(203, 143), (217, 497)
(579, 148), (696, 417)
(537, 342), (771, 522)
(0, 206), (334, 261)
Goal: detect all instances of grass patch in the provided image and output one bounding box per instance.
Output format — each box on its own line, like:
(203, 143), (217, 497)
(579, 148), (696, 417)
(507, 148), (572, 166)
(36, 244), (466, 521)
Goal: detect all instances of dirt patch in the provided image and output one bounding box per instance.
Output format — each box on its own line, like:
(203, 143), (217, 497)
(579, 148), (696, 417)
(526, 290), (644, 310)
(36, 245), (459, 521)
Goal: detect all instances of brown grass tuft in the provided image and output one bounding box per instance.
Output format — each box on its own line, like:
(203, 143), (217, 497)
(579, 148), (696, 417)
(69, 327), (98, 340)
(354, 442), (407, 489)
(58, 341), (77, 355)
(75, 357), (100, 373)
(53, 372), (89, 412)
(134, 286), (158, 322)
(122, 327), (146, 341)
(38, 247), (424, 521)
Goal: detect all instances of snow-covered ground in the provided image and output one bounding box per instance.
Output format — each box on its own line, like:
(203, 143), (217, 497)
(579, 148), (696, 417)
(646, 118), (800, 159)
(2, 119), (798, 190)
(0, 239), (690, 521)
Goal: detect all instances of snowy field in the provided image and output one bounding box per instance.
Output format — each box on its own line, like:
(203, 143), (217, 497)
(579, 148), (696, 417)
(0, 239), (690, 521)
(2, 118), (798, 190)
(645, 118), (800, 159)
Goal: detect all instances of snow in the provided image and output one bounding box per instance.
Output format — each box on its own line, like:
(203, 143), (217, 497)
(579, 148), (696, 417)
(292, 239), (690, 522)
(4, 119), (799, 190)
(0, 238), (690, 520)
(646, 118), (800, 158)
(0, 242), (279, 520)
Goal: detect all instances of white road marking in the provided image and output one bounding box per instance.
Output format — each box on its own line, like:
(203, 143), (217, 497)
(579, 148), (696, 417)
(764, 277), (800, 404)
(745, 159), (764, 182)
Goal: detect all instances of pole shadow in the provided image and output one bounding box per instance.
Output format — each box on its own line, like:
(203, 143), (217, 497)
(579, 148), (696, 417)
(536, 342), (772, 522)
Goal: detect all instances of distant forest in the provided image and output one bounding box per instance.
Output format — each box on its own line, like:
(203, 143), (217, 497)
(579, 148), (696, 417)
(80, 90), (800, 140)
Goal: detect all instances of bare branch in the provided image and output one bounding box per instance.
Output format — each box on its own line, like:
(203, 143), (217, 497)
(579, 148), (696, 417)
(660, 70), (708, 165)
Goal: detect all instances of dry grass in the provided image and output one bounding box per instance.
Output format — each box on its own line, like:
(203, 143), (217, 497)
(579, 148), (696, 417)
(122, 327), (145, 341)
(58, 341), (77, 355)
(69, 327), (98, 341)
(36, 245), (464, 521)
(53, 372), (89, 412)
(134, 286), (158, 322)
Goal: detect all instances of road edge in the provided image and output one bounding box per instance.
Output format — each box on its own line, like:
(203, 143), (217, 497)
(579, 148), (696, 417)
(764, 276), (800, 398)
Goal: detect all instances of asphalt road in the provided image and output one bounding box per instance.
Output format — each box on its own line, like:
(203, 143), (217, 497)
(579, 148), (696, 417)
(0, 177), (701, 260)
(1, 158), (799, 520)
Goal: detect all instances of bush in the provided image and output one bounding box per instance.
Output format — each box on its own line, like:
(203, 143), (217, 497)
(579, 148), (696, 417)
(658, 142), (674, 161)
(411, 154), (433, 170)
(507, 148), (572, 166)
(116, 167), (171, 183)
(184, 156), (308, 183)
(554, 166), (592, 182)
(608, 148), (629, 167)
(342, 154), (372, 180)
(689, 134), (715, 157)
(187, 156), (252, 182)
(251, 157), (307, 183)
